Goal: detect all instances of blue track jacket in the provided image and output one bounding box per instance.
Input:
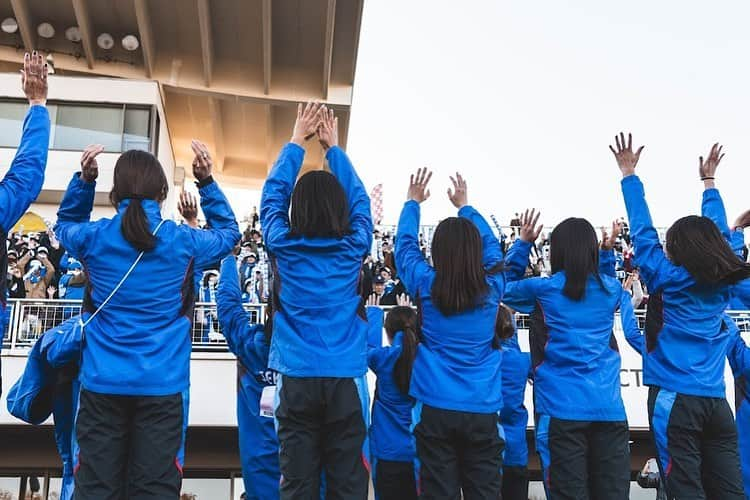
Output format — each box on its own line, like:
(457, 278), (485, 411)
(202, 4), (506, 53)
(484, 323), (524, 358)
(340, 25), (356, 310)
(261, 143), (373, 377)
(54, 174), (240, 395)
(623, 175), (732, 397)
(504, 257), (637, 421)
(500, 328), (532, 466)
(722, 317), (750, 498)
(395, 201), (531, 413)
(217, 256), (280, 499)
(366, 306), (416, 463)
(0, 104), (50, 396)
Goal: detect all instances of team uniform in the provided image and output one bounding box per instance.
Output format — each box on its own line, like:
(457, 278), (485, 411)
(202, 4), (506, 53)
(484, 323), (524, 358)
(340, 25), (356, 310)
(261, 143), (373, 499)
(394, 200), (531, 499)
(366, 306), (417, 500)
(503, 248), (636, 499)
(54, 173), (239, 499)
(622, 175), (743, 499)
(0, 104), (50, 396)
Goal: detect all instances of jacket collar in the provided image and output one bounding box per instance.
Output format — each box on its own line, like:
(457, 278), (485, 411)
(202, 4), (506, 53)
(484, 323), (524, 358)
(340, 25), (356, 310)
(117, 199), (162, 219)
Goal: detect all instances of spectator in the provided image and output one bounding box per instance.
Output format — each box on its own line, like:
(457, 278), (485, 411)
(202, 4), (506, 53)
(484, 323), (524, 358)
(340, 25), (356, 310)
(372, 275), (396, 306)
(242, 278), (260, 304)
(510, 212), (522, 229)
(20, 251), (55, 299)
(250, 205), (259, 229)
(240, 253), (258, 281)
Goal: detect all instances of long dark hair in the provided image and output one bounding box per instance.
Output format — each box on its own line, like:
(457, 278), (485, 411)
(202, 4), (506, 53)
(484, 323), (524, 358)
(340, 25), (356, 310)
(431, 217), (495, 315)
(494, 303), (516, 348)
(290, 171), (351, 238)
(666, 216), (750, 286)
(384, 306), (418, 395)
(109, 150), (168, 252)
(550, 218), (605, 300)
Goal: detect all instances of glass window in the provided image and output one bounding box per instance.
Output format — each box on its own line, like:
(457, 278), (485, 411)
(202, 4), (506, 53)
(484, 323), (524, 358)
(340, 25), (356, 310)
(181, 478), (231, 499)
(0, 476), (44, 499)
(123, 107), (151, 151)
(0, 101), (29, 148)
(53, 104), (123, 152)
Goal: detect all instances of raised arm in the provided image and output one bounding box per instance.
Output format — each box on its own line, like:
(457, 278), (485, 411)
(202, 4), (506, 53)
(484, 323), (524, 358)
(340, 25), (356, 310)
(217, 255), (255, 364)
(619, 287), (645, 355)
(724, 315), (750, 378)
(365, 301), (385, 350)
(611, 133), (672, 290)
(699, 143), (737, 250)
(502, 278), (543, 315)
(0, 52), (50, 234)
(599, 221), (623, 278)
(395, 168), (433, 296)
(54, 145), (103, 260)
(187, 141), (241, 269)
(505, 209), (543, 281)
(319, 108), (373, 254)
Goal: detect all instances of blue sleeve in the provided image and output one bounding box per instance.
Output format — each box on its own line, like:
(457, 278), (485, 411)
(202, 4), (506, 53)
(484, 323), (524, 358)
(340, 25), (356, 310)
(190, 180), (241, 269)
(326, 146), (373, 254)
(621, 175), (675, 291)
(458, 205), (504, 270)
(725, 316), (750, 378)
(260, 143), (304, 250)
(599, 249), (616, 278)
(730, 280), (750, 310)
(731, 230), (746, 257)
(701, 188), (732, 240)
(54, 173), (97, 260)
(366, 306), (384, 350)
(216, 255), (255, 366)
(394, 201), (432, 297)
(0, 105), (50, 233)
(619, 287), (644, 355)
(505, 240), (533, 281)
(502, 278), (543, 314)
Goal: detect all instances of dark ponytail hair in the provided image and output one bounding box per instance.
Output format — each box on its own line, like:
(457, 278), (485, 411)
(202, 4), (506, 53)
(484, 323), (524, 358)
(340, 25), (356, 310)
(550, 218), (606, 300)
(290, 171), (351, 238)
(666, 215), (750, 286)
(384, 306), (419, 395)
(109, 150), (168, 252)
(493, 303), (516, 349)
(431, 217), (498, 315)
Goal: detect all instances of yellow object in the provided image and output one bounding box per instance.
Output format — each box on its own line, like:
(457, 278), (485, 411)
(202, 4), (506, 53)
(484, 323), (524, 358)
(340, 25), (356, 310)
(11, 212), (48, 234)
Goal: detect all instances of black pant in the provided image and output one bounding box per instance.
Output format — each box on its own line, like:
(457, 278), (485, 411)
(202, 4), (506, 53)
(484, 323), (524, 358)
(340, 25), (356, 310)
(502, 465), (528, 500)
(275, 376), (369, 500)
(535, 416), (630, 500)
(375, 459), (417, 500)
(413, 404), (504, 500)
(648, 386), (744, 500)
(74, 389), (184, 500)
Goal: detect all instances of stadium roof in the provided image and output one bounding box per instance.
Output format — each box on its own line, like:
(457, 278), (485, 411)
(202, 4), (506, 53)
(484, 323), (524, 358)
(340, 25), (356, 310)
(0, 0), (364, 189)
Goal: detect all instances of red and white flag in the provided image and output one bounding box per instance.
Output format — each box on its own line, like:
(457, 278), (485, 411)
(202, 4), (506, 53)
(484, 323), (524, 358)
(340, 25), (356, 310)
(370, 184), (383, 225)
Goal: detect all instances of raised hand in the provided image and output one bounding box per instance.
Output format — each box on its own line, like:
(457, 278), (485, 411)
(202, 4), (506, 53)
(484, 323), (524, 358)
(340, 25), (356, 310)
(407, 167), (432, 204)
(699, 143), (724, 187)
(600, 220), (623, 251)
(21, 51), (48, 106)
(191, 140), (213, 181)
(291, 102), (325, 146)
(178, 191), (199, 228)
(396, 293), (413, 307)
(609, 132), (644, 177)
(447, 173), (468, 209)
(317, 107), (338, 150)
(80, 144), (105, 183)
(519, 209), (543, 243)
(366, 293), (379, 307)
(734, 210), (750, 231)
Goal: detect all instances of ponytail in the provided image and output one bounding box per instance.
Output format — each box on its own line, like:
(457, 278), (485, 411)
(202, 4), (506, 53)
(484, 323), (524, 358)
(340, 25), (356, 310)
(122, 199), (157, 252)
(384, 306), (419, 396)
(493, 304), (515, 349)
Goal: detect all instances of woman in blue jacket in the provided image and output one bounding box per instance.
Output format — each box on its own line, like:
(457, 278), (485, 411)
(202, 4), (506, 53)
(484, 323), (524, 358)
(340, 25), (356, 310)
(55, 141), (240, 499)
(611, 134), (750, 499)
(366, 296), (419, 500)
(503, 215), (636, 499)
(0, 52), (50, 397)
(395, 168), (537, 499)
(261, 104), (373, 499)
(495, 305), (532, 500)
(217, 255), (280, 499)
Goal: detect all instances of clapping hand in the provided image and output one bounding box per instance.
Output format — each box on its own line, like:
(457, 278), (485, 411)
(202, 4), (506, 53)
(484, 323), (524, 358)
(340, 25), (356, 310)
(291, 102), (325, 146)
(317, 107), (338, 151)
(191, 140), (213, 182)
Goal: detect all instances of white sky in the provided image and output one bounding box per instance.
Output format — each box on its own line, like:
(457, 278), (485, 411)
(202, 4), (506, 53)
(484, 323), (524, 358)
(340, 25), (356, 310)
(346, 0), (750, 228)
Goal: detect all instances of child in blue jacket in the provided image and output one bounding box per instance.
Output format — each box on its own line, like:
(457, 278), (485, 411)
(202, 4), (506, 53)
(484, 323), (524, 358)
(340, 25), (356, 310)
(495, 305), (533, 500)
(365, 299), (418, 500)
(54, 140), (239, 498)
(394, 169), (536, 498)
(612, 136), (750, 499)
(261, 105), (372, 498)
(217, 255), (280, 499)
(0, 52), (50, 397)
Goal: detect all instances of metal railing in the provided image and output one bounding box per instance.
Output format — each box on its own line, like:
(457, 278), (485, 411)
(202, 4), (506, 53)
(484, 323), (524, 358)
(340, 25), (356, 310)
(3, 299), (750, 354)
(2, 299), (265, 353)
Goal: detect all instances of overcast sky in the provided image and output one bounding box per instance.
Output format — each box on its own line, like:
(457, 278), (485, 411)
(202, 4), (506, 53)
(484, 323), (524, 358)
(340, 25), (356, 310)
(346, 0), (750, 229)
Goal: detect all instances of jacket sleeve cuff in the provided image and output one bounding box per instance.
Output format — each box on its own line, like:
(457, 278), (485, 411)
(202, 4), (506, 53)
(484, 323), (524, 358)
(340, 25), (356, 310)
(195, 175), (215, 189)
(74, 172), (97, 190)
